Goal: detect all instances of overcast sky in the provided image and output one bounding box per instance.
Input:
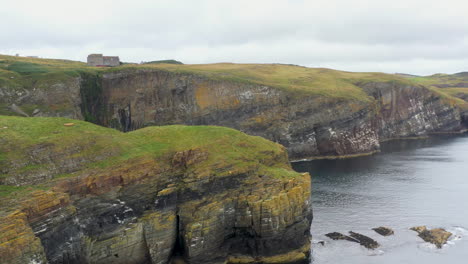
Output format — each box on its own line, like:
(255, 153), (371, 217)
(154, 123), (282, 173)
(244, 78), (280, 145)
(1, 0), (467, 75)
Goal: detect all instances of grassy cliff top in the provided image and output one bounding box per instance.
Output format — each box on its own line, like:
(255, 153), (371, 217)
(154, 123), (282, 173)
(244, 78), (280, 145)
(2, 54), (466, 107)
(116, 62), (418, 102)
(0, 116), (293, 197)
(0, 54), (415, 102)
(407, 72), (468, 108)
(0, 54), (99, 89)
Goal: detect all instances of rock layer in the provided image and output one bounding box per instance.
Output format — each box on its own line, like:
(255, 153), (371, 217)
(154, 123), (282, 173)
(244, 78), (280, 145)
(0, 117), (312, 264)
(81, 69), (467, 160)
(2, 60), (467, 160)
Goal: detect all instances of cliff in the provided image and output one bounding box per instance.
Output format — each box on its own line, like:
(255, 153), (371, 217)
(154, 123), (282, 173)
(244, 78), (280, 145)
(0, 116), (312, 264)
(85, 66), (468, 160)
(1, 55), (467, 160)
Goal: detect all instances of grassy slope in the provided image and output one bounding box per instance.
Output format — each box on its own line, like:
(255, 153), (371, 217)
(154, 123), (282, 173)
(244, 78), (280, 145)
(408, 73), (468, 109)
(0, 54), (98, 87)
(113, 63), (417, 102)
(0, 55), (103, 116)
(1, 54), (416, 103)
(0, 116), (292, 198)
(1, 53), (466, 109)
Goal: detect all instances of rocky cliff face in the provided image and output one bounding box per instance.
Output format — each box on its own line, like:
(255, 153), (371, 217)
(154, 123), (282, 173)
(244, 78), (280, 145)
(0, 117), (312, 264)
(2, 58), (466, 160)
(0, 76), (83, 119)
(80, 69), (467, 160)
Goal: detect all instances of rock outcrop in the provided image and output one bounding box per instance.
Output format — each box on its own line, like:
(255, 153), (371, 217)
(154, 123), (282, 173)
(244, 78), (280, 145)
(0, 116), (312, 264)
(372, 226), (394, 236)
(325, 231), (380, 249)
(411, 226), (452, 248)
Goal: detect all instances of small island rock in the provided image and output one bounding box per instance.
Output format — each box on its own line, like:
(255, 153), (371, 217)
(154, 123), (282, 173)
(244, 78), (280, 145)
(349, 231), (380, 249)
(372, 226), (394, 236)
(410, 226), (452, 248)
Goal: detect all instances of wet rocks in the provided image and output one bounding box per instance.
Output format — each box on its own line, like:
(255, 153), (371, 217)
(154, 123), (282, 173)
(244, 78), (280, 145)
(372, 226), (394, 236)
(325, 231), (380, 249)
(325, 232), (359, 243)
(411, 226), (452, 248)
(349, 231), (380, 249)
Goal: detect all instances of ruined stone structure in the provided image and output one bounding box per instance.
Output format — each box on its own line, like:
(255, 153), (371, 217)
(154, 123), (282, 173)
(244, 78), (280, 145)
(87, 54), (120, 67)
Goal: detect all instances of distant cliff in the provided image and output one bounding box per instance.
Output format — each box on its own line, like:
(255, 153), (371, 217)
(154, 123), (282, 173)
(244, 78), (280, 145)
(80, 67), (468, 160)
(1, 55), (467, 160)
(0, 116), (312, 264)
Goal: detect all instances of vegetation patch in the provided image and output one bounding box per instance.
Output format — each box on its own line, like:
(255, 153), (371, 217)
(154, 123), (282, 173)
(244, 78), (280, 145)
(0, 116), (290, 194)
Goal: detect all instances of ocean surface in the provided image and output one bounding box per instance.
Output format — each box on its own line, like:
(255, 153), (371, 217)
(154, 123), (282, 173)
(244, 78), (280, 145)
(292, 135), (468, 264)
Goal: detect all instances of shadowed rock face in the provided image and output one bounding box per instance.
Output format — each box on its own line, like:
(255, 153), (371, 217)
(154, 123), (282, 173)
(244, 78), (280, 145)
(0, 118), (312, 264)
(78, 70), (467, 160)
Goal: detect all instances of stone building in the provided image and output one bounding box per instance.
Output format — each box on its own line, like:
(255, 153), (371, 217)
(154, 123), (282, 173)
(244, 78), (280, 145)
(87, 54), (120, 67)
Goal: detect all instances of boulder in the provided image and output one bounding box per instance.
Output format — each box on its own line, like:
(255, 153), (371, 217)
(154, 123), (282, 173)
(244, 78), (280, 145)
(410, 226), (452, 248)
(325, 231), (380, 249)
(372, 226), (394, 236)
(325, 232), (359, 243)
(349, 231), (380, 249)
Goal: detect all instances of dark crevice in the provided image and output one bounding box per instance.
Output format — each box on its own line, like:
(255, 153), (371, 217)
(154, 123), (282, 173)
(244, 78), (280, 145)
(79, 72), (105, 125)
(171, 215), (186, 263)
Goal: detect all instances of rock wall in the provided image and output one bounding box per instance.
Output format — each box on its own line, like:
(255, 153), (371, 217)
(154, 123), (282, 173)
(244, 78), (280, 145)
(80, 70), (467, 160)
(0, 76), (83, 119)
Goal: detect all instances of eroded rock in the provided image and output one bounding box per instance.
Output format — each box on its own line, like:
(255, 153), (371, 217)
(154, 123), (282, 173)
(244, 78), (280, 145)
(325, 232), (359, 243)
(325, 231), (380, 249)
(349, 231), (380, 249)
(411, 226), (452, 248)
(372, 226), (394, 236)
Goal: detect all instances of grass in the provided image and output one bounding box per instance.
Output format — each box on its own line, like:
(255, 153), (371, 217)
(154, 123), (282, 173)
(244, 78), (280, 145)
(142, 59), (183, 65)
(408, 73), (468, 109)
(2, 53), (465, 112)
(0, 54), (419, 103)
(112, 63), (412, 102)
(0, 54), (101, 93)
(0, 116), (289, 190)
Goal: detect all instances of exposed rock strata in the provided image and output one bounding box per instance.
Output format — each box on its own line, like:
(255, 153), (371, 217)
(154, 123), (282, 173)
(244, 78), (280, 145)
(2, 65), (467, 160)
(0, 117), (312, 264)
(81, 70), (468, 160)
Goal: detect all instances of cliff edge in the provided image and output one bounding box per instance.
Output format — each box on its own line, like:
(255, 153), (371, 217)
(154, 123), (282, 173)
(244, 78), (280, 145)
(1, 55), (467, 160)
(0, 116), (312, 264)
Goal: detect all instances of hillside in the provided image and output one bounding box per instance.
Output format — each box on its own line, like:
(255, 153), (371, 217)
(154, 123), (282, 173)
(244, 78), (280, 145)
(407, 72), (468, 105)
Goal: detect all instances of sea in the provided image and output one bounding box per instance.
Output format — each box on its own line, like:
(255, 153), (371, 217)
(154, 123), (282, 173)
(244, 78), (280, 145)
(292, 134), (468, 264)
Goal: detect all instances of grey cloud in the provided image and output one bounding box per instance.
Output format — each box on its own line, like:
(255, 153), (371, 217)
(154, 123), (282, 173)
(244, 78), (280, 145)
(1, 0), (467, 75)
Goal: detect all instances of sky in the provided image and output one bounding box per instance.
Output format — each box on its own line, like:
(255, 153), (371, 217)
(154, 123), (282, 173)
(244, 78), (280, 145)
(1, 0), (467, 75)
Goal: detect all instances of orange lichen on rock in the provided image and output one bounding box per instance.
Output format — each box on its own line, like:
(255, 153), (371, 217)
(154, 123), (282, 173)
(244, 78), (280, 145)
(19, 190), (70, 222)
(0, 211), (47, 264)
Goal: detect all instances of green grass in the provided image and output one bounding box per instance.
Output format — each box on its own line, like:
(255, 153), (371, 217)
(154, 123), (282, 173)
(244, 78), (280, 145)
(408, 73), (468, 109)
(143, 59), (183, 65)
(0, 54), (102, 93)
(113, 63), (408, 102)
(2, 53), (465, 112)
(0, 54), (419, 103)
(0, 116), (288, 187)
